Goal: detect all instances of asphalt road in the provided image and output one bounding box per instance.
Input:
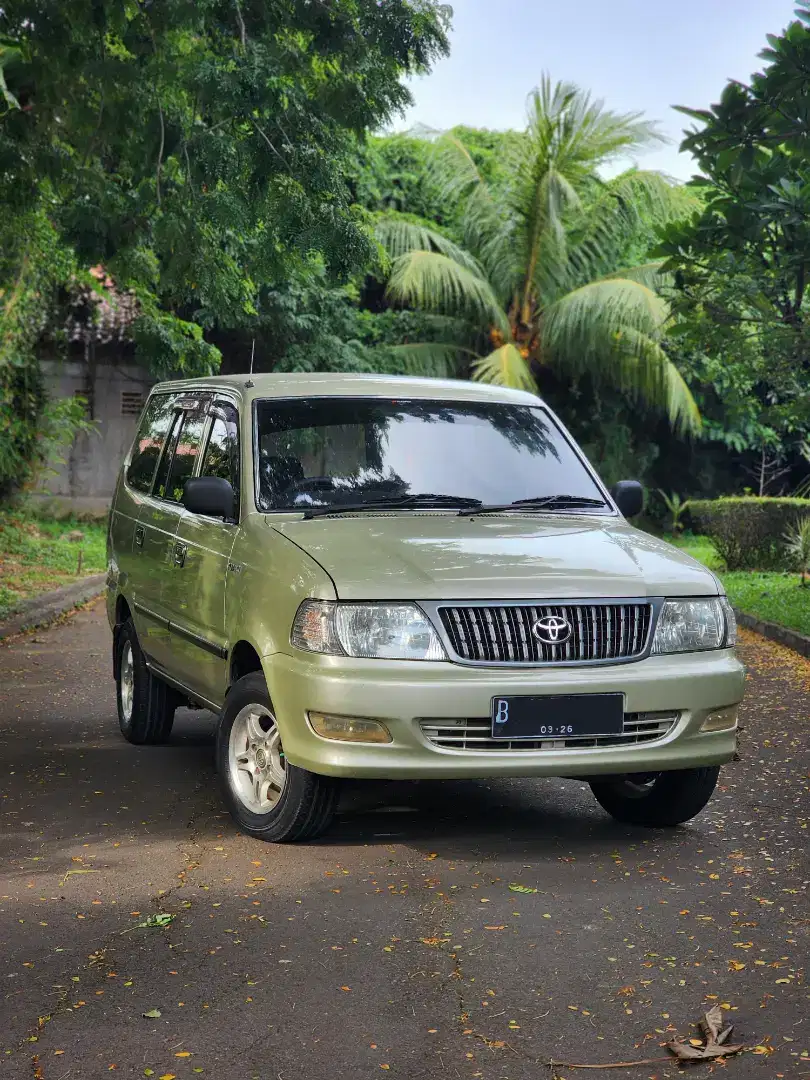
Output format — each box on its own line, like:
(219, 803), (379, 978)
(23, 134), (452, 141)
(1, 603), (808, 1080)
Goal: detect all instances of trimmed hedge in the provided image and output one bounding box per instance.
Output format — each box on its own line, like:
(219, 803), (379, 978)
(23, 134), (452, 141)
(690, 497), (810, 570)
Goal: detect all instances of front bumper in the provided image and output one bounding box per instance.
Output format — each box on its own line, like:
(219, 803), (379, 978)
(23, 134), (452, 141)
(265, 648), (745, 780)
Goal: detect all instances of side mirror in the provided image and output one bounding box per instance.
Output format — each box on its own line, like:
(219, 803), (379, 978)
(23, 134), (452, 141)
(182, 476), (235, 520)
(611, 480), (644, 518)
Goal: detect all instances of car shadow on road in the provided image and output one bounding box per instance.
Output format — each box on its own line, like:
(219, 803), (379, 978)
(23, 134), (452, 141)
(324, 777), (691, 861)
(164, 714), (667, 859)
(2, 704), (698, 870)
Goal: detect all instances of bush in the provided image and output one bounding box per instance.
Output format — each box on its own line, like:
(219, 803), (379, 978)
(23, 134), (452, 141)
(690, 497), (810, 570)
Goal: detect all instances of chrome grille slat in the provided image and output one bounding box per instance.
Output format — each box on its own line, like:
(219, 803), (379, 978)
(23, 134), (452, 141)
(483, 607), (501, 661)
(420, 712), (678, 752)
(440, 603), (652, 664)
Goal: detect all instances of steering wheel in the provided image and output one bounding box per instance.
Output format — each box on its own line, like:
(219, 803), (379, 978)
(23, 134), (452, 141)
(283, 476), (335, 500)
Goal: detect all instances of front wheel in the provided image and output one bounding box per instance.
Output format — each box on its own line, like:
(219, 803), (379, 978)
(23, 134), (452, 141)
(216, 672), (339, 843)
(589, 766), (720, 827)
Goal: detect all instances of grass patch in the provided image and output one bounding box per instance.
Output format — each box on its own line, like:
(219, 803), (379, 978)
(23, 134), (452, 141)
(667, 532), (722, 570)
(720, 572), (810, 638)
(0, 509), (107, 621)
(667, 532), (810, 638)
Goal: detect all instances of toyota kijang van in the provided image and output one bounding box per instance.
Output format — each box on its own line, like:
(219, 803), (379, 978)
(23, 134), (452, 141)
(107, 374), (744, 841)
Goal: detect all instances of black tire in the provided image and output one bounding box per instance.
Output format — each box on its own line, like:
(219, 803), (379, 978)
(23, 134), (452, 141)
(589, 766), (720, 827)
(216, 672), (339, 843)
(115, 618), (177, 745)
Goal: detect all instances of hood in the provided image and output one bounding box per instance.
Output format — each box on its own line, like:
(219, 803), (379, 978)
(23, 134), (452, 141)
(272, 513), (718, 601)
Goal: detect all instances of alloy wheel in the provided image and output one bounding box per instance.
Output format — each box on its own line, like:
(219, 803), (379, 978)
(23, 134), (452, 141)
(120, 642), (135, 722)
(228, 704), (287, 814)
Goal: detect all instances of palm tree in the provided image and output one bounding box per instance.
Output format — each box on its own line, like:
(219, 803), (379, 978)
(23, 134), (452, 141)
(376, 77), (701, 433)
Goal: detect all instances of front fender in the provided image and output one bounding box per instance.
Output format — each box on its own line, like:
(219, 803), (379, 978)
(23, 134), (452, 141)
(224, 514), (336, 660)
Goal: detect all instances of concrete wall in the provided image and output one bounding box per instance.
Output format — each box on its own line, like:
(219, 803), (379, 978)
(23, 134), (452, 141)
(38, 358), (155, 506)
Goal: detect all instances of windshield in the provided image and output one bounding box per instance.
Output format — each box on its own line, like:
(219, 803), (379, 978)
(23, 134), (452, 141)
(254, 397), (607, 513)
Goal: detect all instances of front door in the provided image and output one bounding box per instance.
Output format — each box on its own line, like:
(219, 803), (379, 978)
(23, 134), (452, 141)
(166, 400), (240, 705)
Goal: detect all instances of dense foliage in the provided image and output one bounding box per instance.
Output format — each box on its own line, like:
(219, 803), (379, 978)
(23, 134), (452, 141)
(2, 1), (810, 504)
(374, 80), (701, 432)
(690, 497), (810, 570)
(658, 0), (810, 486)
(0, 0), (450, 490)
(1, 0), (449, 362)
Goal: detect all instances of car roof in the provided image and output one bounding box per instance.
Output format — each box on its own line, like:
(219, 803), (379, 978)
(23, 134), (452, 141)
(150, 371), (544, 407)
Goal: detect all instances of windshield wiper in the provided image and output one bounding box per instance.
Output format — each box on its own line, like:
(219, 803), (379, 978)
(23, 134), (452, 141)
(457, 494), (607, 517)
(300, 493), (484, 520)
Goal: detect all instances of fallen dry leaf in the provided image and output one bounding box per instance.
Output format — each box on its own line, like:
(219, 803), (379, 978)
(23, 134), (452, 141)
(666, 1005), (745, 1063)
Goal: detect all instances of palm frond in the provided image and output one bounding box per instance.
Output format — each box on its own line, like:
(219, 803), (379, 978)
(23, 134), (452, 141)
(601, 261), (668, 290)
(472, 343), (535, 392)
(376, 341), (478, 379)
(565, 171), (688, 287)
(607, 169), (694, 221)
(527, 76), (665, 173)
(386, 250), (510, 335)
(428, 132), (488, 204)
(509, 78), (665, 313)
(542, 278), (700, 433)
(426, 133), (519, 294)
(373, 213), (483, 274)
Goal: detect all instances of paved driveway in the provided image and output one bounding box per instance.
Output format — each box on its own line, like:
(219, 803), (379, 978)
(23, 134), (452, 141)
(1, 603), (808, 1079)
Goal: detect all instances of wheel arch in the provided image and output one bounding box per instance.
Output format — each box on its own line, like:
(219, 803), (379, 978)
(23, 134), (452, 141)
(112, 594), (133, 681)
(115, 594), (132, 626)
(229, 639), (264, 689)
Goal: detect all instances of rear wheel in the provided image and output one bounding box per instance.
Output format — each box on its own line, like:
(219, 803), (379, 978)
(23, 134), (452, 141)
(589, 766), (720, 827)
(115, 618), (177, 745)
(216, 672), (339, 843)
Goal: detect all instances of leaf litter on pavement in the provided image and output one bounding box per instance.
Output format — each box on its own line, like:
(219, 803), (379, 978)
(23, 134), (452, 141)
(4, 622), (809, 1074)
(550, 1005), (754, 1069)
(121, 913), (176, 935)
(666, 1005), (745, 1061)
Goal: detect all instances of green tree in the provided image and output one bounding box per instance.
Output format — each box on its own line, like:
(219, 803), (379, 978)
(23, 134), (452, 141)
(0, 0), (451, 374)
(374, 77), (700, 432)
(658, 2), (810, 461)
(0, 209), (93, 495)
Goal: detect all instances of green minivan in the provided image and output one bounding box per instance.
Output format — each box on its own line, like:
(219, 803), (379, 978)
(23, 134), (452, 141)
(107, 373), (745, 842)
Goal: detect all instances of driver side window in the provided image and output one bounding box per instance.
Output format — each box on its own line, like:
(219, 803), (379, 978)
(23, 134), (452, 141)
(259, 423), (366, 507)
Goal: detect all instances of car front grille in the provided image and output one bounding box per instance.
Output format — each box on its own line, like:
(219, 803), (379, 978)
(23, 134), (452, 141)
(438, 603), (653, 664)
(419, 712), (679, 752)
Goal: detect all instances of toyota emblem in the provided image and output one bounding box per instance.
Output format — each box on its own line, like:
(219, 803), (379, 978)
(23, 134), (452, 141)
(532, 614), (572, 645)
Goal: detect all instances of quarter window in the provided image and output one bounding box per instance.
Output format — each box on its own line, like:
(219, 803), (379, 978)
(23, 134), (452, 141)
(126, 394), (176, 493)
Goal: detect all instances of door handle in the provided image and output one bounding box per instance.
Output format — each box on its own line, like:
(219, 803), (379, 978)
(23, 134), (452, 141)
(134, 526), (144, 549)
(174, 542), (187, 568)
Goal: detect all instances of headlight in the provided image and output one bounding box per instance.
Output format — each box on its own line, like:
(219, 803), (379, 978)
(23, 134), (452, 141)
(291, 601), (446, 661)
(651, 597), (736, 655)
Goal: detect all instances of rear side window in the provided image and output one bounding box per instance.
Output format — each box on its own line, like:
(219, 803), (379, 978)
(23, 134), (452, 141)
(164, 412), (207, 502)
(200, 404), (240, 512)
(126, 394), (176, 493)
(153, 412), (184, 499)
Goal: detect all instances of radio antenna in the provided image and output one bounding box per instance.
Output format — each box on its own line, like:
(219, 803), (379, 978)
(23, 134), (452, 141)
(249, 338), (256, 375)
